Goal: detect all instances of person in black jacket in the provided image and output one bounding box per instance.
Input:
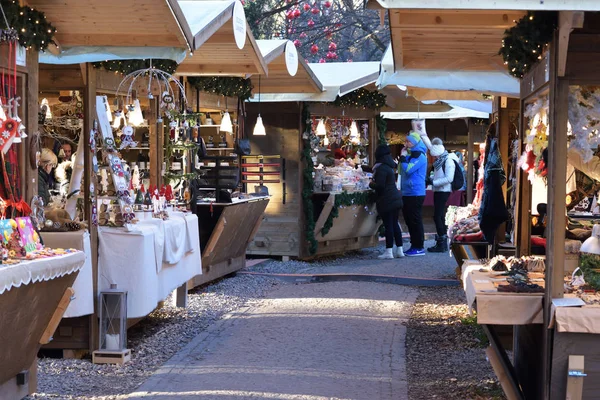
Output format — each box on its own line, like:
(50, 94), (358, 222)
(370, 144), (404, 259)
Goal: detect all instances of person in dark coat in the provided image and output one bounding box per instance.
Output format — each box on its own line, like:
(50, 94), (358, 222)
(479, 137), (509, 243)
(370, 144), (404, 259)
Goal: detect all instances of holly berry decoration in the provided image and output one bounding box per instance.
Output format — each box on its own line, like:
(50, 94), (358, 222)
(310, 44), (319, 54)
(307, 19), (315, 27)
(328, 42), (337, 51)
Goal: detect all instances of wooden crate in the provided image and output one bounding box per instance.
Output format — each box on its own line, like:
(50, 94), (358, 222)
(92, 349), (131, 365)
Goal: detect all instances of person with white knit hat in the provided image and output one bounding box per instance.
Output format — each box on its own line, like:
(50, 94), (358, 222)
(421, 134), (459, 252)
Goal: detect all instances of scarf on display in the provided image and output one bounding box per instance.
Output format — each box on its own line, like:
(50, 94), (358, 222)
(433, 150), (449, 171)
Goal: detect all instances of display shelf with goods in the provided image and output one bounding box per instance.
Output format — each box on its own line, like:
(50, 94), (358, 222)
(246, 101), (382, 259)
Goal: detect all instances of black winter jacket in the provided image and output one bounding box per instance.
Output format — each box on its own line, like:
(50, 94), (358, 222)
(369, 154), (403, 214)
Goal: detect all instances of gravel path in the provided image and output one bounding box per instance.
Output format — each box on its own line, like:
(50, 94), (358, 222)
(129, 282), (417, 400)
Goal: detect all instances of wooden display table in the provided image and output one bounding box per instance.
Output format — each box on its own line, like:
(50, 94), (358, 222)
(309, 191), (380, 259)
(0, 252), (85, 399)
(190, 196), (269, 288)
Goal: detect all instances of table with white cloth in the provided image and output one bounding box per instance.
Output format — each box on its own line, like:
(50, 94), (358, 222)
(0, 252), (85, 395)
(98, 213), (202, 319)
(40, 230), (93, 318)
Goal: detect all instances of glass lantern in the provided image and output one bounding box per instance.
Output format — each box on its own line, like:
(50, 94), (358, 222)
(98, 284), (128, 351)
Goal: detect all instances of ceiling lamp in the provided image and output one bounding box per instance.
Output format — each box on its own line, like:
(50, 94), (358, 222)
(253, 75), (266, 136)
(41, 98), (52, 120)
(349, 120), (359, 138)
(113, 111), (125, 129)
(253, 115), (266, 136)
(220, 111), (233, 133)
(316, 118), (327, 136)
(127, 99), (144, 127)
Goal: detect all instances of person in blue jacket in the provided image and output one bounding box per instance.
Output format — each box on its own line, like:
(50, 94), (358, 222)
(398, 132), (428, 256)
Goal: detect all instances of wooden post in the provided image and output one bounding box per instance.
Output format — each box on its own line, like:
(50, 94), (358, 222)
(543, 36), (569, 400)
(515, 98), (532, 257)
(24, 50), (39, 203)
(148, 98), (159, 187)
(566, 355), (585, 400)
(83, 63), (99, 351)
(466, 120), (475, 204)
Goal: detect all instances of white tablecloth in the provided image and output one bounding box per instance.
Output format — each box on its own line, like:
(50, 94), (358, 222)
(98, 213), (202, 318)
(41, 231), (94, 318)
(0, 252), (85, 295)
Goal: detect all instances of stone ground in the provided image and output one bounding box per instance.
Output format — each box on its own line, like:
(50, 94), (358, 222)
(30, 240), (502, 400)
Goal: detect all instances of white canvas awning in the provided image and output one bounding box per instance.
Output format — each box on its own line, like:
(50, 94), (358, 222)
(382, 105), (489, 119)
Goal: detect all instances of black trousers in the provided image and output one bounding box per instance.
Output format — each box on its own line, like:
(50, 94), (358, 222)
(381, 208), (403, 249)
(433, 191), (451, 237)
(402, 195), (425, 249)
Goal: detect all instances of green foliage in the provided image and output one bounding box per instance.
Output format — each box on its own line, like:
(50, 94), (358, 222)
(499, 11), (558, 78)
(320, 190), (376, 236)
(301, 103), (318, 255)
(188, 77), (253, 101)
(579, 253), (600, 290)
(376, 115), (387, 146)
(92, 59), (179, 75)
(0, 0), (57, 51)
(333, 88), (387, 110)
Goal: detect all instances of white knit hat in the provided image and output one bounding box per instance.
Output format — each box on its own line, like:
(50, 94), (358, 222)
(430, 137), (445, 157)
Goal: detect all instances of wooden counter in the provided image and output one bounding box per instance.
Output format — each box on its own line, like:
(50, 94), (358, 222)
(189, 196), (269, 288)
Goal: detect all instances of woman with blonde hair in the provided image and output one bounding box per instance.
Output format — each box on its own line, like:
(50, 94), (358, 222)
(38, 148), (57, 206)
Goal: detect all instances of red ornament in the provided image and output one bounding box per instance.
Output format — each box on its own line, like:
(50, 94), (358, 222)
(286, 11), (294, 19)
(288, 28), (293, 34)
(303, 3), (311, 11)
(328, 42), (337, 51)
(326, 51), (335, 59)
(335, 23), (342, 28)
(307, 18), (315, 27)
(311, 7), (320, 14)
(293, 8), (301, 17)
(293, 39), (301, 47)
(347, 59), (353, 62)
(324, 0), (332, 7)
(319, 58), (326, 63)
(310, 44), (319, 54)
(300, 32), (307, 38)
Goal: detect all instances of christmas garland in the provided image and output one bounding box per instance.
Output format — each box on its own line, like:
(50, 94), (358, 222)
(320, 190), (376, 236)
(0, 0), (56, 51)
(301, 103), (318, 255)
(376, 115), (387, 146)
(333, 88), (386, 110)
(188, 76), (253, 101)
(92, 59), (179, 75)
(499, 11), (557, 78)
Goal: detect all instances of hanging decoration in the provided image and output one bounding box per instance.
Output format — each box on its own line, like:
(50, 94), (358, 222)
(333, 88), (386, 110)
(93, 59), (179, 75)
(376, 115), (387, 146)
(187, 77), (253, 101)
(0, 0), (56, 51)
(320, 191), (376, 236)
(301, 104), (318, 255)
(517, 97), (549, 182)
(568, 86), (600, 163)
(498, 11), (558, 78)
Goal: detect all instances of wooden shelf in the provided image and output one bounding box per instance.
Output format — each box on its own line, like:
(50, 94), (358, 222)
(199, 124), (239, 128)
(207, 148), (235, 151)
(125, 147), (150, 150)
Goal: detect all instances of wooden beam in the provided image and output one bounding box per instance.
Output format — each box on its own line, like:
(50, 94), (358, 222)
(53, 33), (182, 48)
(392, 11), (524, 29)
(558, 12), (585, 77)
(391, 25), (404, 69)
(25, 50), (39, 203)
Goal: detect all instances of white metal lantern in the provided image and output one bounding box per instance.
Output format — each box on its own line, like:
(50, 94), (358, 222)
(93, 284), (131, 364)
(253, 115), (266, 136)
(127, 99), (144, 127)
(220, 111), (233, 133)
(316, 118), (327, 136)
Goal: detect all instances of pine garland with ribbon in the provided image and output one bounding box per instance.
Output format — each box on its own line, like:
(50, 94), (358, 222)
(92, 59), (179, 75)
(301, 103), (318, 255)
(499, 11), (558, 78)
(376, 115), (387, 146)
(320, 190), (376, 236)
(0, 0), (57, 51)
(333, 88), (387, 110)
(188, 76), (254, 101)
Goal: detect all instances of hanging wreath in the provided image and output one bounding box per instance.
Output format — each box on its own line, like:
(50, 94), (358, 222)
(0, 0), (56, 51)
(333, 88), (386, 110)
(92, 59), (179, 75)
(188, 77), (253, 101)
(499, 11), (558, 78)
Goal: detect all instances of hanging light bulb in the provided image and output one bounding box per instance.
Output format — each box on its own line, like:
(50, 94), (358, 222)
(316, 118), (327, 136)
(128, 99), (144, 127)
(253, 114), (266, 136)
(349, 120), (359, 138)
(220, 111), (233, 133)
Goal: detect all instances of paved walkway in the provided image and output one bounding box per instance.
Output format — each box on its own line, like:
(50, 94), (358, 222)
(128, 281), (418, 400)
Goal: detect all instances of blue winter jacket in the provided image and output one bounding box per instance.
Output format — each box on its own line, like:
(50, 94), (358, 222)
(399, 139), (428, 197)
